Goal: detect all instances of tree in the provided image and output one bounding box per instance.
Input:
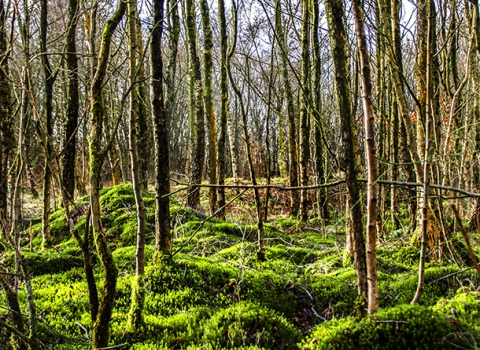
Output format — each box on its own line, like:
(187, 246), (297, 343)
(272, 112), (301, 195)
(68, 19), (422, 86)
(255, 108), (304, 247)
(325, 0), (368, 303)
(185, 0), (205, 210)
(217, 0), (229, 218)
(312, 0), (329, 221)
(88, 1), (126, 346)
(352, 0), (379, 313)
(274, 0), (299, 217)
(0, 0), (11, 227)
(152, 0), (171, 253)
(200, 0), (217, 215)
(40, 0), (55, 247)
(62, 0), (79, 203)
(299, 0), (311, 221)
(127, 0), (147, 331)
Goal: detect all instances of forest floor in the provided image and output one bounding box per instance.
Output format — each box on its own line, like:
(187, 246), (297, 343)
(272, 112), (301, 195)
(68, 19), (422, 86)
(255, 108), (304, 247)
(2, 181), (480, 349)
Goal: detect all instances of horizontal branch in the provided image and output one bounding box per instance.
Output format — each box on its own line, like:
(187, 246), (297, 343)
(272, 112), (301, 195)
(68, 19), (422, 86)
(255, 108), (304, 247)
(167, 178), (480, 198)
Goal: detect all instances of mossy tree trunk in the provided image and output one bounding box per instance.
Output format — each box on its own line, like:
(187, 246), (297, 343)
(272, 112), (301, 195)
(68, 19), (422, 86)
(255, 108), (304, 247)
(0, 0), (11, 227)
(352, 0), (379, 313)
(40, 0), (55, 248)
(62, 0), (79, 203)
(152, 0), (171, 253)
(185, 0), (205, 210)
(0, 274), (26, 349)
(299, 0), (312, 220)
(88, 1), (125, 347)
(200, 0), (217, 215)
(412, 0), (434, 305)
(325, 0), (368, 301)
(217, 0), (228, 218)
(127, 0), (147, 332)
(299, 0), (310, 221)
(165, 0), (179, 181)
(127, 3), (150, 190)
(275, 0), (299, 217)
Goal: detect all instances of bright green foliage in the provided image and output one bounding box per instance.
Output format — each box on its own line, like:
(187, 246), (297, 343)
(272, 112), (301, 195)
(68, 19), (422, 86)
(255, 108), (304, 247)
(380, 266), (479, 307)
(303, 304), (458, 349)
(4, 184), (478, 349)
(201, 302), (301, 348)
(434, 288), (480, 341)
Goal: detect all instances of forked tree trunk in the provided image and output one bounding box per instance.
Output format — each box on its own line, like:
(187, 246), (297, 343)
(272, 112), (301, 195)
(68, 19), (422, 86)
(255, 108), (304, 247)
(88, 1), (125, 347)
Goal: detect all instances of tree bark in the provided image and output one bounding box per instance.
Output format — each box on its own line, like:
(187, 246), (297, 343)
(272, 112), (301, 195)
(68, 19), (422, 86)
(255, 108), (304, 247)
(62, 0), (79, 202)
(127, 0), (147, 332)
(152, 0), (171, 253)
(275, 0), (299, 216)
(325, 0), (368, 302)
(185, 0), (205, 210)
(299, 0), (311, 221)
(352, 0), (379, 313)
(88, 1), (125, 347)
(200, 0), (217, 215)
(312, 0), (328, 222)
(0, 0), (11, 228)
(217, 0), (228, 218)
(40, 0), (54, 247)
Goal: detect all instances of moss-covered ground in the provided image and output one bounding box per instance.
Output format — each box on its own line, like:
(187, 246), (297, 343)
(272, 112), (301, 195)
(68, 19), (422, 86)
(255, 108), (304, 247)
(1, 183), (479, 349)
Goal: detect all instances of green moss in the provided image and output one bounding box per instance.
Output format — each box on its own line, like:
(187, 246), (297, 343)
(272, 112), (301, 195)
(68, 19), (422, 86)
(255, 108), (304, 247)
(434, 289), (480, 337)
(380, 266), (478, 307)
(303, 304), (456, 350)
(201, 302), (301, 348)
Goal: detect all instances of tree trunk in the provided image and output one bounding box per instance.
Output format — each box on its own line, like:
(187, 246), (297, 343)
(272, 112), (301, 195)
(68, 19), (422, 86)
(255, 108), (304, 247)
(412, 0), (434, 305)
(127, 0), (146, 332)
(217, 0), (228, 218)
(200, 0), (217, 215)
(62, 0), (79, 202)
(312, 0), (329, 222)
(152, 0), (171, 253)
(352, 0), (379, 313)
(0, 0), (11, 227)
(299, 0), (311, 221)
(325, 0), (368, 302)
(88, 1), (125, 347)
(40, 0), (55, 247)
(185, 0), (205, 210)
(275, 0), (299, 216)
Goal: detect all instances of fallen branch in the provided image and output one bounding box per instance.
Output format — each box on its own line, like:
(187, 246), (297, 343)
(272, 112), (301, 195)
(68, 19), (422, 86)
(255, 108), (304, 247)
(163, 179), (480, 199)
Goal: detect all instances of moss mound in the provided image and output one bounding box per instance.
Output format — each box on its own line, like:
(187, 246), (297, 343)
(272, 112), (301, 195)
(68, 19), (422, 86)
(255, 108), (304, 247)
(304, 304), (459, 349)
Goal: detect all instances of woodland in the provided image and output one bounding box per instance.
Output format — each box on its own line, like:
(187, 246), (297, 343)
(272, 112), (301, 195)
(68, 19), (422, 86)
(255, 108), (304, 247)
(0, 0), (480, 348)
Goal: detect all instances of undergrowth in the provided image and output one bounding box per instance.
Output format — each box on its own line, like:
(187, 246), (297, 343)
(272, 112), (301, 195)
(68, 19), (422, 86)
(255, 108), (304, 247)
(0, 183), (478, 349)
